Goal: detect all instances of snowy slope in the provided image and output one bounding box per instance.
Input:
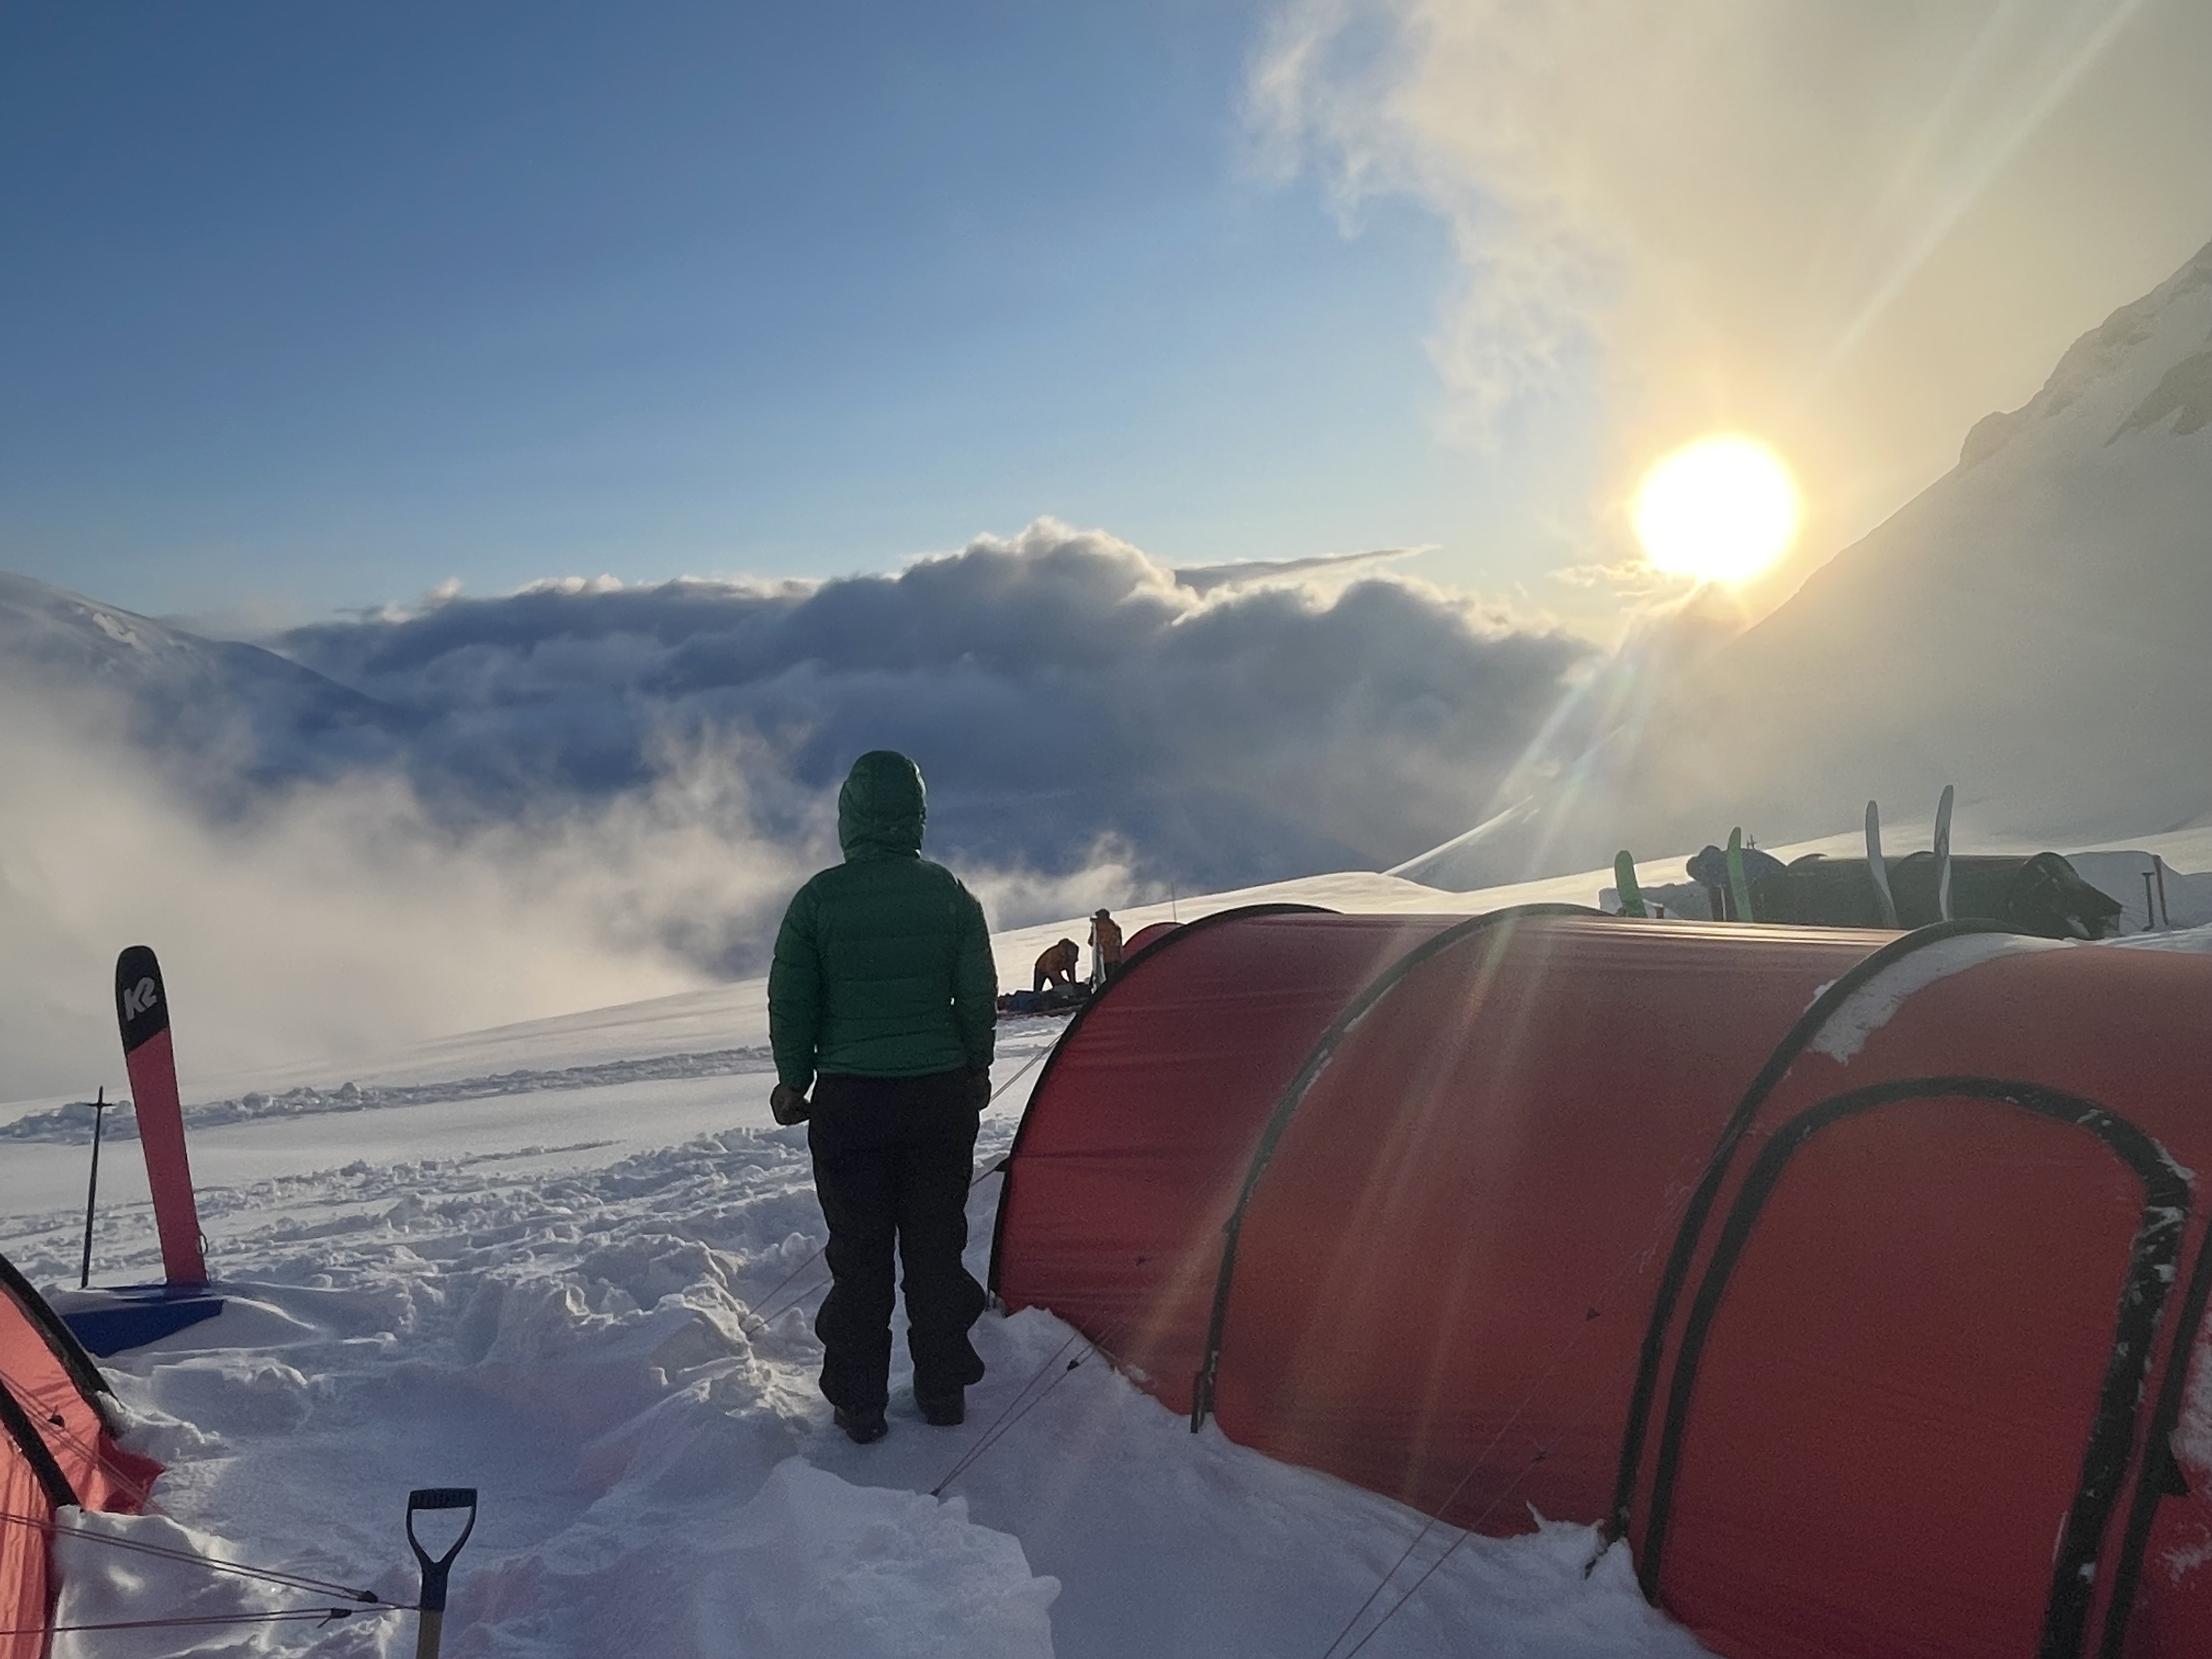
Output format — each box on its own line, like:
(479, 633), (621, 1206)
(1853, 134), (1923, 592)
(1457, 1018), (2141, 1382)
(13, 836), (2211, 1655)
(1395, 234), (2212, 892)
(0, 874), (1713, 1657)
(0, 868), (1586, 1134)
(1639, 234), (2212, 853)
(10, 825), (2203, 1144)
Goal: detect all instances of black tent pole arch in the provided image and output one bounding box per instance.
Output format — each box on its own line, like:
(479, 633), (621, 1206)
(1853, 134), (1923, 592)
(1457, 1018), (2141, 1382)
(984, 902), (1334, 1297)
(1607, 916), (2023, 1535)
(0, 1252), (115, 1407)
(0, 1370), (78, 1509)
(1188, 904), (1605, 1429)
(1634, 1076), (2186, 1659)
(2100, 1214), (2212, 1657)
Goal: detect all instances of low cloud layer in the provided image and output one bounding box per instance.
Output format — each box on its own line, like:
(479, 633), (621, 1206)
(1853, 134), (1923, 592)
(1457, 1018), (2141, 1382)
(0, 525), (1586, 1093)
(0, 684), (1151, 1099)
(0, 690), (737, 1097)
(275, 521), (1592, 894)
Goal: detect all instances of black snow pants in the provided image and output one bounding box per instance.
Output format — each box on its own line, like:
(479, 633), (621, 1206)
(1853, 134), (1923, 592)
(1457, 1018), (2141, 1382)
(807, 1069), (988, 1414)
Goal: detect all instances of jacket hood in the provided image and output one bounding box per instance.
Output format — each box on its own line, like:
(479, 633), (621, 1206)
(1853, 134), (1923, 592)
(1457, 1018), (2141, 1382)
(838, 751), (927, 860)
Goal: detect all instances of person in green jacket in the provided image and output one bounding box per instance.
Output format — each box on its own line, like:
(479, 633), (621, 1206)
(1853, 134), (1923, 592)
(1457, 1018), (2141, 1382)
(768, 750), (998, 1444)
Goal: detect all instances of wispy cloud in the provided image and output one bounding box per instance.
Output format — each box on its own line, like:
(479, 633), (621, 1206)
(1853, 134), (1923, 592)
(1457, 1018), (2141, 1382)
(1250, 0), (2212, 562)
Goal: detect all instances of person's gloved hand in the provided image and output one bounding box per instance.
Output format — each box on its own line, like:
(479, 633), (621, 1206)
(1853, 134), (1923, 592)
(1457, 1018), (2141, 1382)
(770, 1082), (811, 1126)
(967, 1069), (991, 1110)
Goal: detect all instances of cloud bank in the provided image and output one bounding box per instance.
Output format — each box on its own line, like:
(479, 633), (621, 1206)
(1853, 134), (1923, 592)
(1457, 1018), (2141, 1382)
(274, 521), (1591, 895)
(0, 524), (1587, 1092)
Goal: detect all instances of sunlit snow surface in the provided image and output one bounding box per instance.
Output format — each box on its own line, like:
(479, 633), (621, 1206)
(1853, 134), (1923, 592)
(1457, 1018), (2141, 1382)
(1, 974), (1705, 1658)
(13, 854), (2212, 1654)
(12, 847), (2212, 1654)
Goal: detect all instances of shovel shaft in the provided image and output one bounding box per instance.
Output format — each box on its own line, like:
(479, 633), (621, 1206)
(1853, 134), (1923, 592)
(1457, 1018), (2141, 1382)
(405, 1485), (477, 1658)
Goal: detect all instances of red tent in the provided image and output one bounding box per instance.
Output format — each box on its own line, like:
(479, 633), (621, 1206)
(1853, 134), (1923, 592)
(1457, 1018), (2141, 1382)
(1, 1254), (160, 1659)
(991, 906), (2212, 1659)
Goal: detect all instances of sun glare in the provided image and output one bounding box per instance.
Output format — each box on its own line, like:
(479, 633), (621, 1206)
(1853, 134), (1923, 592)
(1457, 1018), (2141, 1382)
(1633, 436), (1802, 585)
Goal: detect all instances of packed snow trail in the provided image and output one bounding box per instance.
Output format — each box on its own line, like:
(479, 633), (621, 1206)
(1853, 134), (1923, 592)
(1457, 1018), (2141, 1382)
(4, 1093), (1708, 1657)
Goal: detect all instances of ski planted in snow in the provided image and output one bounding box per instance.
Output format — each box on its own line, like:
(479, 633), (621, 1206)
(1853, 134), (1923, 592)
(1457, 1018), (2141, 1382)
(1614, 851), (1648, 917)
(1725, 827), (1754, 924)
(1864, 800), (1900, 927)
(115, 945), (208, 1285)
(1932, 784), (1955, 922)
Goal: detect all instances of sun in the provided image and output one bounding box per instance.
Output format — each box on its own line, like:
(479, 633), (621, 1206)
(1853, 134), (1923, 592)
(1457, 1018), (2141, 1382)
(1632, 435), (1802, 585)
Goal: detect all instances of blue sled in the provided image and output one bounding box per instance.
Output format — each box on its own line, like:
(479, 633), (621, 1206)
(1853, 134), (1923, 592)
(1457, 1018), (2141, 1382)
(52, 1284), (225, 1356)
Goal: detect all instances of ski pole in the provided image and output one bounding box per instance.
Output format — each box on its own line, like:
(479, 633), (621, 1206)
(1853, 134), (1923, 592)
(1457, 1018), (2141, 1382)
(79, 1088), (106, 1289)
(405, 1487), (477, 1659)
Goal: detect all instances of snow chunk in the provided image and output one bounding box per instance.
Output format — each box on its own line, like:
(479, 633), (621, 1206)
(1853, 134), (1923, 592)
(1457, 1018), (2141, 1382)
(693, 1458), (1060, 1658)
(50, 1510), (308, 1659)
(2111, 921), (2212, 957)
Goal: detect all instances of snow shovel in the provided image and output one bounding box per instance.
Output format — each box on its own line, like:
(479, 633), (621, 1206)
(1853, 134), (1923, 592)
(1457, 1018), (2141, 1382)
(406, 1487), (479, 1659)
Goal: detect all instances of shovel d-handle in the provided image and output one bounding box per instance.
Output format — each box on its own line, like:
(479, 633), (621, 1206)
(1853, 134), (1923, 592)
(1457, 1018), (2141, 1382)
(406, 1487), (478, 1659)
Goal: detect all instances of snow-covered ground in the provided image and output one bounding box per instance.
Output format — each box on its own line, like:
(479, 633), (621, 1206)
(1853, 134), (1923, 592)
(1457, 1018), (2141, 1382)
(9, 831), (2206, 1656)
(1, 868), (1724, 1658)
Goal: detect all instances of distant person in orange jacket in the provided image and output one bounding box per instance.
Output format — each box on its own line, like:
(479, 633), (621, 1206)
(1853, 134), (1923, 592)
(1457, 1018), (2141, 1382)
(1033, 938), (1080, 994)
(1089, 909), (1124, 986)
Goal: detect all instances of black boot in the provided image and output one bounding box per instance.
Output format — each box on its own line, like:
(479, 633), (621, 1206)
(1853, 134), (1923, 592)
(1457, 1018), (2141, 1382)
(836, 1405), (888, 1444)
(916, 1387), (964, 1427)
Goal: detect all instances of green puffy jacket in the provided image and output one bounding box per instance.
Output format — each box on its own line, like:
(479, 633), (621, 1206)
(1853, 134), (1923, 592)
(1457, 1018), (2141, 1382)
(769, 751), (997, 1093)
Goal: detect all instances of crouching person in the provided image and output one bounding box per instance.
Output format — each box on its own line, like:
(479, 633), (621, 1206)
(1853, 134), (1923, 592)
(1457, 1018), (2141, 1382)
(768, 751), (998, 1444)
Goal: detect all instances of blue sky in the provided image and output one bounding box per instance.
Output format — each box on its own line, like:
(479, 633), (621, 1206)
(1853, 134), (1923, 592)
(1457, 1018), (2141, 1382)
(0, 1), (1604, 624)
(7, 1), (2204, 633)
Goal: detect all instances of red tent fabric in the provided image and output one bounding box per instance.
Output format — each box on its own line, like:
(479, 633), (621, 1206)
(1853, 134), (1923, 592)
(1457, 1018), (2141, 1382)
(1, 1254), (160, 1659)
(1120, 922), (1180, 958)
(991, 905), (1471, 1414)
(992, 909), (2212, 1659)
